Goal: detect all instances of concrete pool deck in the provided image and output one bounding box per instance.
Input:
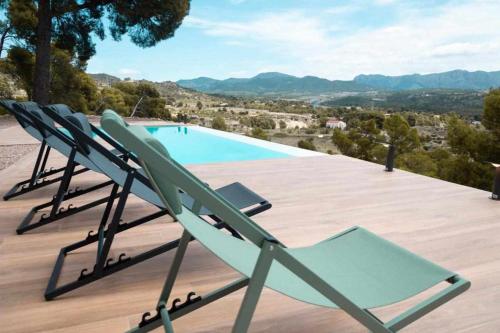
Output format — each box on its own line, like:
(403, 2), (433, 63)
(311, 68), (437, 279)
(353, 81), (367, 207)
(0, 120), (499, 332)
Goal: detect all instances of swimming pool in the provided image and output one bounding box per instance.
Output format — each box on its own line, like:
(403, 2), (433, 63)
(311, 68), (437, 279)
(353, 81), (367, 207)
(145, 125), (320, 164)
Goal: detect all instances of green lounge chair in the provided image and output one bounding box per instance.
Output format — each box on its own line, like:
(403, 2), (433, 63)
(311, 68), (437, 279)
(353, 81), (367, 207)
(101, 110), (470, 333)
(41, 106), (271, 300)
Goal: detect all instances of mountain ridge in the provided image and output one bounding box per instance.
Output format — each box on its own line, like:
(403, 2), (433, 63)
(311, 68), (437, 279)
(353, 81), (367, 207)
(177, 69), (500, 96)
(354, 69), (500, 90)
(177, 72), (369, 96)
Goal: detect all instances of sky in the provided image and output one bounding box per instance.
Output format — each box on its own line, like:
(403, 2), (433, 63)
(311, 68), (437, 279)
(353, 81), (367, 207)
(86, 0), (500, 82)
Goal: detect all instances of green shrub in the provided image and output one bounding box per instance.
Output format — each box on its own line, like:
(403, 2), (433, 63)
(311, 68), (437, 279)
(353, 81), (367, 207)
(250, 127), (269, 140)
(212, 116), (227, 131)
(298, 138), (316, 151)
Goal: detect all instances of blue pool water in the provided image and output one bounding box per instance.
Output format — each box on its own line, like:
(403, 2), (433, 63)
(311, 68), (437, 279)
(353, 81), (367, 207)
(146, 126), (290, 164)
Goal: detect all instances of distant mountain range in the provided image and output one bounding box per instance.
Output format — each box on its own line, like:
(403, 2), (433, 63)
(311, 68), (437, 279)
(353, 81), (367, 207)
(354, 70), (500, 91)
(177, 70), (500, 96)
(177, 72), (369, 96)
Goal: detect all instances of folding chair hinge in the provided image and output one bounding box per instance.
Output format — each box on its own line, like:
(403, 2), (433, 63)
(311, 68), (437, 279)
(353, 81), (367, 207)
(104, 253), (131, 269)
(138, 304), (165, 328)
(78, 265), (96, 281)
(169, 291), (202, 313)
(138, 290), (203, 327)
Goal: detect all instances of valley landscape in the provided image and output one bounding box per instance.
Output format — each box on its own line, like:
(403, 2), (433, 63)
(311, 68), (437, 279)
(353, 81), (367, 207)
(83, 69), (500, 192)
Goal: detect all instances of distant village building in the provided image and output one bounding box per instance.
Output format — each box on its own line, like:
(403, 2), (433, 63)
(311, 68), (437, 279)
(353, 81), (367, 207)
(326, 118), (347, 130)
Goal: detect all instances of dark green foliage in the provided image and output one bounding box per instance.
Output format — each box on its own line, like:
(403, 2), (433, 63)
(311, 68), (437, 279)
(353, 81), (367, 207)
(332, 128), (356, 156)
(483, 89), (500, 138)
(2, 46), (34, 98)
(100, 81), (166, 117)
(50, 48), (99, 113)
(1, 45), (99, 111)
(406, 114), (416, 127)
(332, 120), (381, 161)
(371, 144), (389, 164)
(396, 151), (437, 177)
(16, 0), (190, 63)
(384, 115), (421, 154)
(333, 100), (499, 191)
(175, 113), (188, 123)
(273, 132), (288, 138)
(249, 127), (268, 141)
(211, 116), (227, 131)
(6, 0), (37, 46)
(298, 138), (316, 151)
(323, 90), (485, 117)
(249, 116), (276, 129)
(5, 0), (190, 103)
(446, 116), (497, 162)
(100, 87), (128, 115)
(343, 111), (385, 129)
(279, 120), (286, 129)
(436, 154), (494, 190)
(305, 128), (316, 134)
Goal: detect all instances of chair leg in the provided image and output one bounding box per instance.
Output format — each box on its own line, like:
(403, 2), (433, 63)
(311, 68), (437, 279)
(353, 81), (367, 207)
(3, 140), (65, 201)
(28, 140), (48, 186)
(232, 241), (276, 333)
(160, 306), (174, 333)
(96, 183), (120, 262)
(94, 170), (135, 276)
(48, 148), (77, 217)
(157, 230), (192, 305)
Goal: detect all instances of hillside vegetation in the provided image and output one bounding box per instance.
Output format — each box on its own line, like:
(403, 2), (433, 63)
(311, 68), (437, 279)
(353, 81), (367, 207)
(322, 90), (485, 117)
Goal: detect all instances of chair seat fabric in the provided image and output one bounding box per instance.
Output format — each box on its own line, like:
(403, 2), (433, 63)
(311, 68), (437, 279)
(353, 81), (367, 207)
(88, 151), (264, 213)
(177, 208), (455, 309)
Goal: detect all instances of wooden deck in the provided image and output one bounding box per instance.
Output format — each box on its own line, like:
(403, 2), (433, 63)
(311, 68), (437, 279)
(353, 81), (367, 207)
(0, 123), (499, 332)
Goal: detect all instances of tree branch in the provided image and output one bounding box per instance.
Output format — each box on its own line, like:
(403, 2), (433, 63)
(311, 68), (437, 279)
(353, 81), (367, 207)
(52, 0), (114, 16)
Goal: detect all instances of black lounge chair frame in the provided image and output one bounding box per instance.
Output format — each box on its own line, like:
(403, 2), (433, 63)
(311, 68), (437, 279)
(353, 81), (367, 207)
(0, 100), (86, 201)
(12, 103), (117, 234)
(42, 106), (271, 300)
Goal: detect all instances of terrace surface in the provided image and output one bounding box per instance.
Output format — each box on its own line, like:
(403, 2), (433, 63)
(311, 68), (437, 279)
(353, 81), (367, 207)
(0, 121), (499, 332)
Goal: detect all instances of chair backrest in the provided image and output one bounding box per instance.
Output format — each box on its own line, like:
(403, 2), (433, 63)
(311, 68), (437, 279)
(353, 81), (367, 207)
(0, 100), (28, 128)
(0, 100), (44, 143)
(43, 105), (123, 165)
(52, 107), (93, 155)
(42, 106), (164, 206)
(14, 101), (57, 138)
(101, 110), (275, 246)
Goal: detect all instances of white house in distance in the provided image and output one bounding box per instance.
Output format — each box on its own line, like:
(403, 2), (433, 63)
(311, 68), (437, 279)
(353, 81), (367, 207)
(326, 118), (347, 130)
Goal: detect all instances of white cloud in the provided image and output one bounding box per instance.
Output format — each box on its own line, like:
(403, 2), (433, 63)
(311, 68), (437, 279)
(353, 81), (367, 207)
(185, 11), (328, 48)
(185, 0), (500, 79)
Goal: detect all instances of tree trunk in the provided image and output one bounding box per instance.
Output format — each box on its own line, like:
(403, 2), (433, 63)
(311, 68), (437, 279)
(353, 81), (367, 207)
(32, 0), (52, 104)
(0, 26), (11, 58)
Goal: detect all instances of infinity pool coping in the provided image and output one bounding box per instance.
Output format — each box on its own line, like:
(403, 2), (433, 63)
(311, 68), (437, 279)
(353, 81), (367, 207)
(178, 125), (326, 158)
